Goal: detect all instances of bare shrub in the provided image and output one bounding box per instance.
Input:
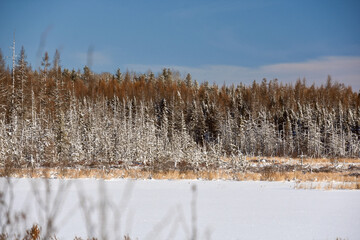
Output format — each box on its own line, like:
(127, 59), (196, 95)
(260, 166), (277, 181)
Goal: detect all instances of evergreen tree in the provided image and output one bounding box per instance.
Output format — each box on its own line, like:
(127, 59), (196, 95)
(0, 49), (9, 116)
(115, 68), (122, 83)
(16, 46), (28, 116)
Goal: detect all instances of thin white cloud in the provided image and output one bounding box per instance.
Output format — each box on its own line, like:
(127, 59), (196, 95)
(126, 56), (360, 91)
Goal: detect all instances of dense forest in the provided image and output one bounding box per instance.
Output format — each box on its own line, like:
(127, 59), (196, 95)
(0, 45), (359, 171)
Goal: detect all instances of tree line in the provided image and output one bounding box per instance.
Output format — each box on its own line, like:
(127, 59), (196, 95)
(0, 46), (359, 170)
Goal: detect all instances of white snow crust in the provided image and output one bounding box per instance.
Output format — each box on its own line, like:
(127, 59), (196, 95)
(1, 178), (359, 240)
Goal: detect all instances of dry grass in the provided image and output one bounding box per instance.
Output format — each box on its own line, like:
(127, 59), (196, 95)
(1, 156), (358, 190)
(1, 167), (359, 182)
(295, 181), (360, 190)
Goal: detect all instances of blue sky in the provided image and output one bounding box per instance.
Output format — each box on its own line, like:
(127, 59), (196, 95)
(1, 0), (360, 89)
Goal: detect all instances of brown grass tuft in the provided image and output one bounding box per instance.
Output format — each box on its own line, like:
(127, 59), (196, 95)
(23, 224), (41, 240)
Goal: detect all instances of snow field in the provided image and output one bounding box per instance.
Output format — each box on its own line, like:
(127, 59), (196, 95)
(1, 178), (360, 240)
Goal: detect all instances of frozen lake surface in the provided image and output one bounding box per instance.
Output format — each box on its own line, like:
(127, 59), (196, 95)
(1, 178), (359, 240)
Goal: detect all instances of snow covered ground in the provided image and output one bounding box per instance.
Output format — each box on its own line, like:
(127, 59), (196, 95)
(1, 178), (359, 240)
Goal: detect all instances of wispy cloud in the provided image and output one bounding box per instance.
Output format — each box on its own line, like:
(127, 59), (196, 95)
(74, 50), (112, 68)
(126, 56), (360, 91)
